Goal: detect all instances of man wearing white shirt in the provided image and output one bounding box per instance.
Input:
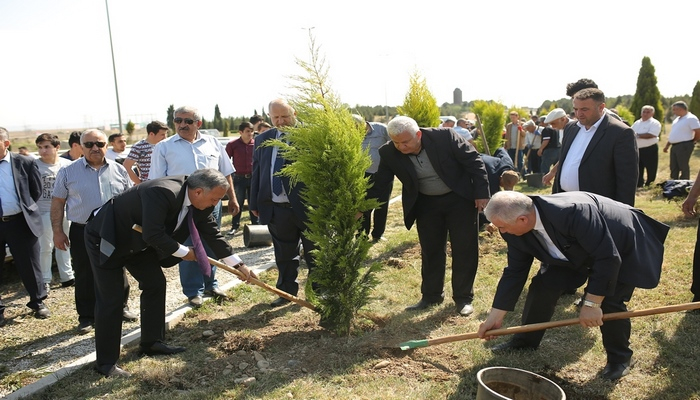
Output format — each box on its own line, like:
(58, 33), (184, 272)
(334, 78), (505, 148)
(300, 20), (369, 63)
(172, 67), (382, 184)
(632, 106), (662, 187)
(149, 106), (239, 307)
(105, 133), (129, 162)
(663, 101), (700, 180)
(553, 88), (638, 206)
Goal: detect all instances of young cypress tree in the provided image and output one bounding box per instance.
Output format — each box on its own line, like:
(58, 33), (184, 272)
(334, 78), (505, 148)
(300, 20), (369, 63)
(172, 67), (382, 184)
(276, 34), (381, 335)
(690, 81), (700, 118)
(167, 104), (175, 131)
(471, 100), (506, 154)
(631, 56), (664, 122)
(397, 72), (441, 128)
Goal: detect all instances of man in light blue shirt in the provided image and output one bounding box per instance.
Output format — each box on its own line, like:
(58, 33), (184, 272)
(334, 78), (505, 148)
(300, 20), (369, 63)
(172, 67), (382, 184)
(149, 106), (239, 307)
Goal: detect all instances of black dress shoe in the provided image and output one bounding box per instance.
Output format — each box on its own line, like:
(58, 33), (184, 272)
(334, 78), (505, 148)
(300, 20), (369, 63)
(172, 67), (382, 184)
(490, 338), (538, 353)
(96, 364), (131, 378)
(204, 287), (229, 299)
(270, 297), (291, 308)
(405, 299), (443, 311)
(122, 309), (138, 322)
(601, 358), (635, 381)
(77, 320), (94, 334)
(34, 304), (51, 319)
(188, 295), (203, 307)
(61, 278), (75, 288)
(139, 341), (186, 356)
(0, 314), (6, 327)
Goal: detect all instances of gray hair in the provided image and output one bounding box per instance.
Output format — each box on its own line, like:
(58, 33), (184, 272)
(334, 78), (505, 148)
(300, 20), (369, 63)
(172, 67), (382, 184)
(80, 129), (107, 144)
(387, 116), (420, 138)
(483, 191), (534, 224)
(188, 168), (229, 192)
(641, 105), (655, 113)
(174, 106), (202, 121)
(0, 127), (8, 141)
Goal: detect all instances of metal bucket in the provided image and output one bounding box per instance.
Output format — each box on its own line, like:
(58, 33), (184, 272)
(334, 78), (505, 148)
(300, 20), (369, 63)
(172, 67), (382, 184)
(243, 224), (273, 248)
(476, 367), (565, 400)
(525, 173), (545, 188)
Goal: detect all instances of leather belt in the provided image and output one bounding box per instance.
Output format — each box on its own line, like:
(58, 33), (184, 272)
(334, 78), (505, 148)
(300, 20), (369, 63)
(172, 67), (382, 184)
(273, 202), (292, 208)
(234, 173), (252, 178)
(0, 214), (21, 222)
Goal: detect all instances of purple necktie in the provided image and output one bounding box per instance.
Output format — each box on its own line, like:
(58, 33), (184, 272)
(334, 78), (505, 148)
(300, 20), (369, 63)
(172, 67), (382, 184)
(187, 205), (212, 277)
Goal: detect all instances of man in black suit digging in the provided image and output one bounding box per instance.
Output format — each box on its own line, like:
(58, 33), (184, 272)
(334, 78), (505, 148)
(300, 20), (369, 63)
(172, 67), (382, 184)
(478, 191), (668, 380)
(85, 168), (256, 377)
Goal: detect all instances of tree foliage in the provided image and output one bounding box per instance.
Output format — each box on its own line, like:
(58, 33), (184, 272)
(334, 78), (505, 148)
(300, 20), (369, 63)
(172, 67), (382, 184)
(277, 33), (381, 336)
(167, 104), (175, 130)
(690, 81), (700, 118)
(631, 56), (664, 122)
(397, 72), (441, 128)
(471, 100), (506, 155)
(125, 120), (135, 135)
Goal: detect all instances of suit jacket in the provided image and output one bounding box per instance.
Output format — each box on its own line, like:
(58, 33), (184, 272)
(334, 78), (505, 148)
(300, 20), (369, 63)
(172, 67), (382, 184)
(553, 114), (638, 206)
(249, 128), (308, 225)
(86, 175), (232, 267)
(504, 122), (526, 150)
(492, 192), (669, 311)
(481, 147), (514, 195)
(9, 153), (43, 237)
(369, 128), (490, 229)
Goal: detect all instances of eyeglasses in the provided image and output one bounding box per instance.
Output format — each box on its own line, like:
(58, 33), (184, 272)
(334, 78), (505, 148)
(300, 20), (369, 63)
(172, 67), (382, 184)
(174, 117), (197, 125)
(83, 141), (106, 148)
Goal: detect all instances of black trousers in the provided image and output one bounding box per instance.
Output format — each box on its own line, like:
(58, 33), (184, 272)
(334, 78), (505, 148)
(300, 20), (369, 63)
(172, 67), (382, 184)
(527, 149), (542, 174)
(362, 172), (393, 239)
(691, 218), (700, 302)
(637, 144), (658, 187)
(85, 227), (166, 368)
(70, 223), (130, 323)
(514, 264), (635, 364)
(267, 205), (317, 296)
(414, 192), (478, 304)
(0, 214), (45, 309)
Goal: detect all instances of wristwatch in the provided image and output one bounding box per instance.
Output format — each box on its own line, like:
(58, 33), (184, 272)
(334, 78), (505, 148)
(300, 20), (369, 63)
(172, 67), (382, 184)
(582, 299), (601, 308)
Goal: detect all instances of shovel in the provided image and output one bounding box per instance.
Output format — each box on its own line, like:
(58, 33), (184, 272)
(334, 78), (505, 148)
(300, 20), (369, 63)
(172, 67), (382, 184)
(398, 301), (700, 351)
(132, 224), (317, 312)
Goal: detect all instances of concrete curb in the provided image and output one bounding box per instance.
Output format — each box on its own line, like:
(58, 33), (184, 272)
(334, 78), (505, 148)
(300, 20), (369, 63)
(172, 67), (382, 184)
(4, 263), (276, 400)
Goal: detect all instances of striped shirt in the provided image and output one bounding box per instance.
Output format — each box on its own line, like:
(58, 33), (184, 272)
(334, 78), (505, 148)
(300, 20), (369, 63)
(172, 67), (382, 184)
(149, 131), (234, 178)
(126, 139), (156, 181)
(53, 158), (133, 224)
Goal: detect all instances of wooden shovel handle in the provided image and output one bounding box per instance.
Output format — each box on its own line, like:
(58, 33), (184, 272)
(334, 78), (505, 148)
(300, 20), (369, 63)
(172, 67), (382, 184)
(428, 302), (700, 347)
(132, 224), (317, 311)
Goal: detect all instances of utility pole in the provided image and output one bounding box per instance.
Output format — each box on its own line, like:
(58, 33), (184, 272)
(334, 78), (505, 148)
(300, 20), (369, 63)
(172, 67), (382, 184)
(105, 0), (123, 134)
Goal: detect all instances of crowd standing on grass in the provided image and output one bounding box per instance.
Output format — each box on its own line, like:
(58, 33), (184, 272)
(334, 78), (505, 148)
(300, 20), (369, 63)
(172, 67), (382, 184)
(4, 76), (700, 385)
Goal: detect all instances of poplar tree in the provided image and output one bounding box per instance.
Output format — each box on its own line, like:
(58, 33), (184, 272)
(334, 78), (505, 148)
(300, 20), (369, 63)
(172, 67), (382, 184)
(277, 33), (381, 335)
(690, 81), (700, 118)
(167, 104), (175, 130)
(631, 56), (664, 122)
(471, 100), (506, 155)
(397, 72), (441, 128)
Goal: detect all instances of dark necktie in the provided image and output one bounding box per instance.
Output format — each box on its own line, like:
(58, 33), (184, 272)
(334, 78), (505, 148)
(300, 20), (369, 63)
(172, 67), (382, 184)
(187, 205), (212, 277)
(272, 149), (284, 196)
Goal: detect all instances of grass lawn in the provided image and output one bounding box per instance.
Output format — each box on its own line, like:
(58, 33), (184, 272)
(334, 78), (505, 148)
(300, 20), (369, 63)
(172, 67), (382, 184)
(10, 143), (700, 400)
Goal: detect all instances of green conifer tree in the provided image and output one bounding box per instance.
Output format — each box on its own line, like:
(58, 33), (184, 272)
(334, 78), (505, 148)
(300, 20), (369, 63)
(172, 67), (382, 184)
(471, 100), (506, 155)
(631, 56), (664, 122)
(690, 81), (700, 118)
(397, 72), (441, 128)
(276, 34), (381, 335)
(167, 104), (175, 130)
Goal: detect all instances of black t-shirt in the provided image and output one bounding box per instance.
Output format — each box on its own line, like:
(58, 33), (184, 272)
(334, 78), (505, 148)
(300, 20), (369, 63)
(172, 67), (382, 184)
(541, 127), (559, 148)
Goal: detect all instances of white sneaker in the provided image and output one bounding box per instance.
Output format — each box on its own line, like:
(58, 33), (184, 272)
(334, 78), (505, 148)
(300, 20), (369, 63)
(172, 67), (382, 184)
(227, 228), (237, 236)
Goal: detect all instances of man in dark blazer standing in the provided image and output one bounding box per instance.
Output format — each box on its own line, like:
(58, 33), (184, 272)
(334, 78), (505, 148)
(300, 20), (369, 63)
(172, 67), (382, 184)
(85, 168), (256, 377)
(368, 116), (490, 316)
(479, 191), (669, 380)
(249, 99), (317, 307)
(0, 127), (50, 324)
(553, 88), (638, 206)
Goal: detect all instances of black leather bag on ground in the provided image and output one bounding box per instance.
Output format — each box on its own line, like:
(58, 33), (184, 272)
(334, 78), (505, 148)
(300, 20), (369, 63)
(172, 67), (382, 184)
(658, 180), (694, 199)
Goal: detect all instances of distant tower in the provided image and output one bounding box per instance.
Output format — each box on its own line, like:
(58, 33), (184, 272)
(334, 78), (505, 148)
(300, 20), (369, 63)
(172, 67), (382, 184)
(453, 88), (462, 105)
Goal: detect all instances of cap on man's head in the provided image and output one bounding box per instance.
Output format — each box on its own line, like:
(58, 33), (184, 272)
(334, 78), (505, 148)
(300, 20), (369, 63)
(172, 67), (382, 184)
(444, 116), (457, 123)
(544, 108), (567, 124)
(522, 120), (535, 128)
(351, 114), (365, 125)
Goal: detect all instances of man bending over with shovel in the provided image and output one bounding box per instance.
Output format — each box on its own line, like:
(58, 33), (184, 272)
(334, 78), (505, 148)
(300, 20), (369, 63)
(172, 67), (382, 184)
(85, 168), (256, 377)
(478, 191), (668, 381)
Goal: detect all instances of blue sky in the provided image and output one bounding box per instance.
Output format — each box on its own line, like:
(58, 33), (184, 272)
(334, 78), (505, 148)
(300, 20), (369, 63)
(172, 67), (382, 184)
(1, 0), (698, 131)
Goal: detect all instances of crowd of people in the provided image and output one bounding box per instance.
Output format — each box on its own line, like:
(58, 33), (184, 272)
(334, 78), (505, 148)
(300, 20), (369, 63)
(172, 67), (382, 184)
(1, 79), (700, 380)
